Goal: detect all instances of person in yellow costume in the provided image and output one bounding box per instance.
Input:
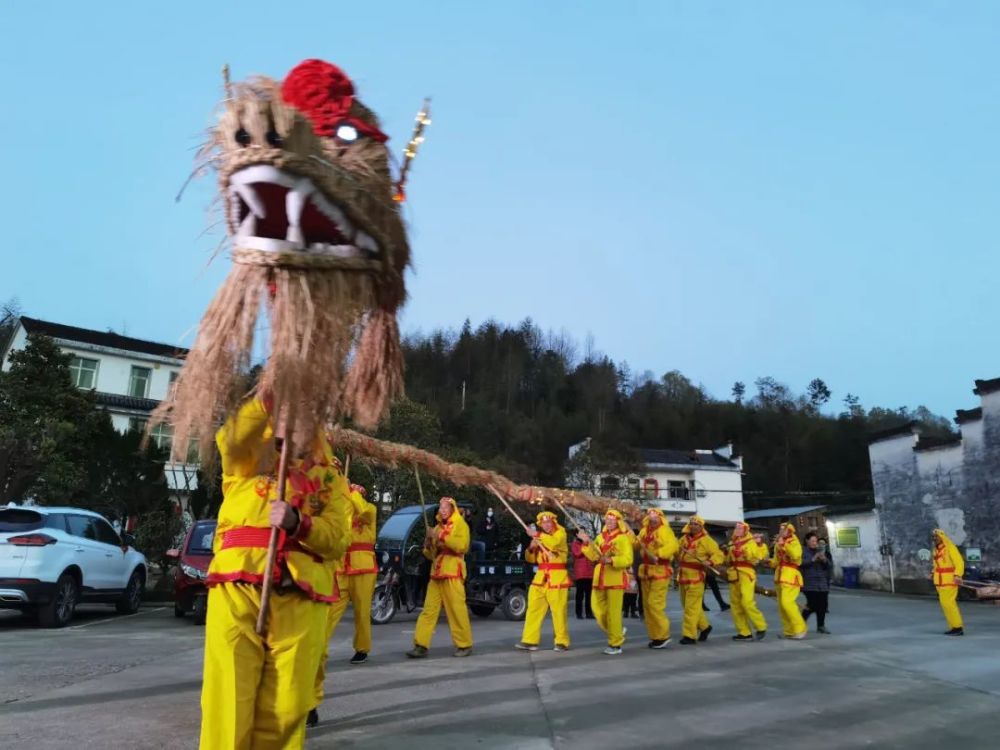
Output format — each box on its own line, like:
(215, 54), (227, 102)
(407, 497), (474, 657)
(931, 529), (965, 636)
(676, 515), (724, 645)
(725, 521), (769, 642)
(770, 522), (807, 639)
(200, 397), (351, 750)
(307, 483), (378, 727)
(636, 508), (679, 649)
(515, 511), (572, 652)
(579, 509), (634, 655)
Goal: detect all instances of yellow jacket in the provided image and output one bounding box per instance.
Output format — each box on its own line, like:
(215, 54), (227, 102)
(344, 488), (378, 575)
(771, 532), (804, 587)
(676, 529), (724, 585)
(932, 530), (964, 587)
(525, 513), (570, 589)
(582, 511), (634, 590)
(725, 532), (768, 583)
(636, 510), (679, 581)
(424, 498), (470, 580)
(208, 399), (351, 602)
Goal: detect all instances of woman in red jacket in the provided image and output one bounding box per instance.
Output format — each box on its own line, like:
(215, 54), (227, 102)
(571, 538), (595, 619)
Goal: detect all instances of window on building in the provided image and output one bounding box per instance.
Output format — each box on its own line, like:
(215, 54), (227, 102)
(129, 366), (152, 398)
(643, 478), (659, 498)
(68, 357), (99, 390)
(599, 475), (621, 492)
(128, 417), (148, 434)
(668, 480), (688, 500)
(150, 422), (173, 452)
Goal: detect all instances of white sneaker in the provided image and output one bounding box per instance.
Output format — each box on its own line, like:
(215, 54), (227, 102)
(603, 646), (623, 655)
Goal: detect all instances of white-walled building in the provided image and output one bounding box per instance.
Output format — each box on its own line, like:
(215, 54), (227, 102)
(568, 439), (746, 525)
(2, 316), (197, 495)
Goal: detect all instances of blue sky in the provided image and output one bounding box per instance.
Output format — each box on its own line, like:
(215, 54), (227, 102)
(2, 2), (999, 417)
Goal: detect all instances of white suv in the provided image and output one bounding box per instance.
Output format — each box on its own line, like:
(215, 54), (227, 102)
(0, 505), (148, 627)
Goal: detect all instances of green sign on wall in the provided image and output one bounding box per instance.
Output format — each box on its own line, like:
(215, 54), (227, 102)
(835, 527), (861, 548)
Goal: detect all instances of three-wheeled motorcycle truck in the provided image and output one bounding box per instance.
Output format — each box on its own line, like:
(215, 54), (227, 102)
(371, 504), (536, 624)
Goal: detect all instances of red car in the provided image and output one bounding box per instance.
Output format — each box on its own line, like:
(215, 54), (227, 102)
(168, 520), (216, 625)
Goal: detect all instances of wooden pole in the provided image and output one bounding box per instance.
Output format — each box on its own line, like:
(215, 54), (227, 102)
(256, 434), (291, 636)
(414, 464), (431, 536)
(487, 485), (532, 536)
(549, 495), (578, 531)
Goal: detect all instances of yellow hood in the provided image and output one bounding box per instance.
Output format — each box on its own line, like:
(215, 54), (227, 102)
(536, 510), (561, 530)
(602, 508), (625, 534)
(436, 496), (460, 523)
(641, 508), (667, 532)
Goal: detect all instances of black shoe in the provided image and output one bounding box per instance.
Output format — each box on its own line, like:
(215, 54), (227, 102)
(720, 603), (731, 612)
(350, 651), (368, 665)
(586, 614), (595, 619)
(755, 630), (767, 641)
(576, 615), (585, 620)
(679, 637), (696, 645)
(702, 604), (711, 612)
(306, 708), (319, 728)
(649, 638), (670, 649)
(802, 609), (812, 621)
(817, 627), (830, 635)
(732, 634), (753, 642)
(698, 625), (713, 642)
(945, 628), (964, 636)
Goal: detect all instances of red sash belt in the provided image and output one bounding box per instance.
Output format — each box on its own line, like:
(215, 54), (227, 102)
(221, 526), (322, 563)
(680, 562), (705, 570)
(348, 543), (375, 553)
(779, 562), (800, 570)
(643, 555), (673, 565)
(537, 563), (565, 571)
(935, 567), (955, 573)
(733, 562), (755, 569)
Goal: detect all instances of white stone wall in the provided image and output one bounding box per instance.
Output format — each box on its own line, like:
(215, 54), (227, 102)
(825, 510), (888, 589)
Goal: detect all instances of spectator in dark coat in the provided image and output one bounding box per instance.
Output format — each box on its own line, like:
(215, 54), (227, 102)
(801, 531), (832, 633)
(477, 509), (501, 554)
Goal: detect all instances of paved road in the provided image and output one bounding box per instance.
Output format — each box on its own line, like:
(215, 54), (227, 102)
(1, 586), (998, 749)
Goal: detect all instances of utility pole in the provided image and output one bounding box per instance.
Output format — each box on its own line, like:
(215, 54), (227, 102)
(461, 380), (466, 411)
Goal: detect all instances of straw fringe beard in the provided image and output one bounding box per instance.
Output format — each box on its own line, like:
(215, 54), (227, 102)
(151, 264), (403, 464)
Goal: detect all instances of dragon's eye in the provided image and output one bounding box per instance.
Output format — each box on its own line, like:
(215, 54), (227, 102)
(235, 128), (251, 146)
(335, 123), (359, 142)
(265, 129), (283, 148)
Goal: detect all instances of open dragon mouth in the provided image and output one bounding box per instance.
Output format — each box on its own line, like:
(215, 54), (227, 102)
(228, 165), (381, 259)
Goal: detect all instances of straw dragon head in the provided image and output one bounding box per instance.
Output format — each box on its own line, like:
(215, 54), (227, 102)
(154, 59), (413, 460)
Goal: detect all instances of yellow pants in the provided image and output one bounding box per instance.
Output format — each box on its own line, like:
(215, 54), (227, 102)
(338, 572), (376, 652)
(777, 583), (806, 636)
(679, 582), (709, 640)
(521, 585), (570, 647)
(413, 577), (473, 649)
(640, 578), (670, 641)
(201, 582), (326, 750)
(729, 576), (767, 636)
(313, 571), (377, 706)
(936, 586), (963, 629)
(591, 587), (625, 647)
(312, 592), (347, 708)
